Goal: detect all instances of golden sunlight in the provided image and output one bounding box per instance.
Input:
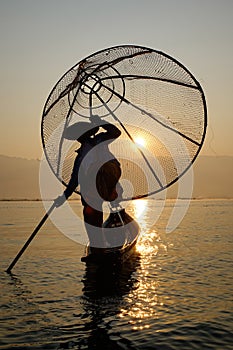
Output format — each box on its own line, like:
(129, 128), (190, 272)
(133, 198), (147, 218)
(134, 137), (146, 148)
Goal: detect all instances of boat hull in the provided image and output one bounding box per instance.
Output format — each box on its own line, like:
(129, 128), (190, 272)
(81, 209), (140, 264)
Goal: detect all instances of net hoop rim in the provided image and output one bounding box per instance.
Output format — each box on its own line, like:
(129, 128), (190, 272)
(41, 44), (207, 199)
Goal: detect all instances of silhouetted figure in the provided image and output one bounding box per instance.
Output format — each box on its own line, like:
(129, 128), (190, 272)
(55, 115), (122, 247)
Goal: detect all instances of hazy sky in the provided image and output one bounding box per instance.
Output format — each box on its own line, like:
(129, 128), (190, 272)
(0, 0), (233, 159)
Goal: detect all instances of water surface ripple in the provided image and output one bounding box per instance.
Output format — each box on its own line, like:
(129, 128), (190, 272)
(0, 200), (232, 349)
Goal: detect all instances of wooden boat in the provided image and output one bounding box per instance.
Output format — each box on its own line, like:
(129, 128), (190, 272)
(81, 209), (140, 264)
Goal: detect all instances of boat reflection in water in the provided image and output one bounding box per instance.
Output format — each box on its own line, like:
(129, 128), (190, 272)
(82, 198), (151, 299)
(82, 204), (142, 298)
(81, 247), (141, 349)
(80, 199), (159, 349)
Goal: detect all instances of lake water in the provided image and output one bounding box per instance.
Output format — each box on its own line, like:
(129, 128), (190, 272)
(0, 199), (232, 349)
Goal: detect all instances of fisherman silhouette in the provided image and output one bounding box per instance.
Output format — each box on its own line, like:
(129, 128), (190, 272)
(55, 115), (122, 247)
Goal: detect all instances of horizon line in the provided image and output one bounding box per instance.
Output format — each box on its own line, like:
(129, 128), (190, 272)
(1, 153), (233, 161)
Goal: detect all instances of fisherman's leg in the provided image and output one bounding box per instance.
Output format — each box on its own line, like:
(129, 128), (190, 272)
(83, 204), (103, 227)
(82, 198), (104, 247)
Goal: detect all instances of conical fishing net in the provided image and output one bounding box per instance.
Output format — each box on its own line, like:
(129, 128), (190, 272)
(41, 45), (207, 200)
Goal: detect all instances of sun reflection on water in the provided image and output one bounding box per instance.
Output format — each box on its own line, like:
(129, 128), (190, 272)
(119, 232), (163, 331)
(131, 198), (148, 219)
(118, 198), (167, 330)
(128, 198), (149, 235)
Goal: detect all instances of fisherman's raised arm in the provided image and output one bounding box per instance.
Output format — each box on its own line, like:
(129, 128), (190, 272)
(90, 115), (121, 142)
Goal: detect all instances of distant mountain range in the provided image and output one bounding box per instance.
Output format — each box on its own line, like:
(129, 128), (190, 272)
(0, 154), (232, 199)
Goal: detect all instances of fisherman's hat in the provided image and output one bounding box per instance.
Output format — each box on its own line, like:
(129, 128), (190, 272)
(64, 122), (99, 141)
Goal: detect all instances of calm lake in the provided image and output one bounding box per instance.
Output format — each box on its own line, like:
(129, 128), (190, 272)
(0, 199), (232, 349)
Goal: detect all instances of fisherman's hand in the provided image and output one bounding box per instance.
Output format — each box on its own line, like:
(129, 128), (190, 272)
(54, 194), (66, 207)
(90, 114), (101, 126)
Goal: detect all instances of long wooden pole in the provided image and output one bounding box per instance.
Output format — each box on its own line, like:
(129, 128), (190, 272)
(6, 203), (56, 274)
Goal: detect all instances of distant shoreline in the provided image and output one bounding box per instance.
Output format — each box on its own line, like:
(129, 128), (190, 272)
(1, 154), (233, 200)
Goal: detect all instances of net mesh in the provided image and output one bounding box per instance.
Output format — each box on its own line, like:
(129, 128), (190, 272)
(41, 45), (207, 200)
